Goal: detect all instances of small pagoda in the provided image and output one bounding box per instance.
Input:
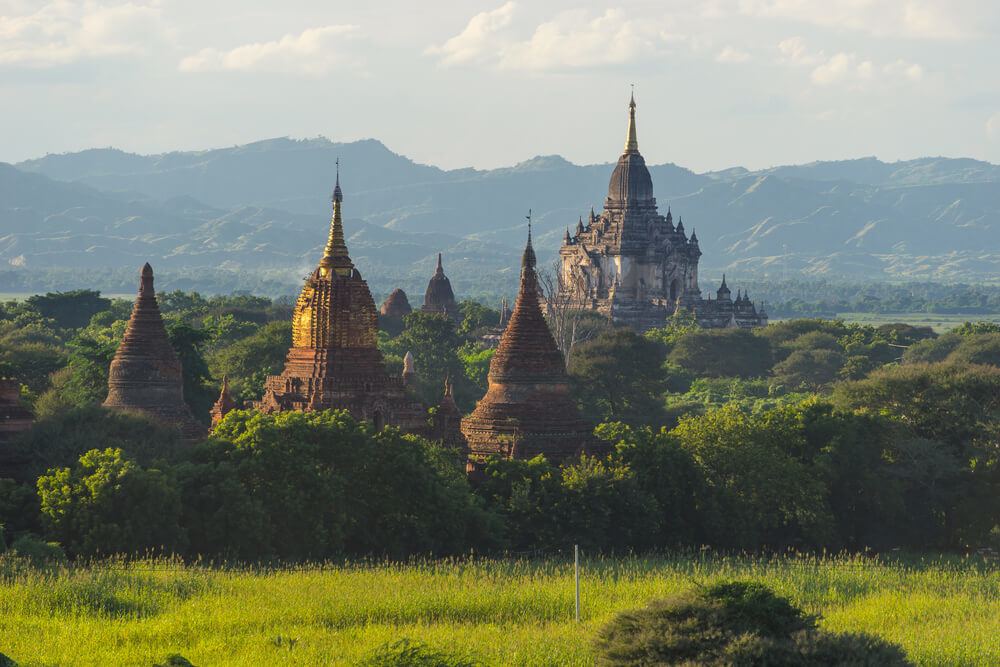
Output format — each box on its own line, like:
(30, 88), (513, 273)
(461, 223), (596, 468)
(380, 288), (413, 319)
(103, 263), (205, 440)
(255, 169), (425, 431)
(422, 254), (458, 320)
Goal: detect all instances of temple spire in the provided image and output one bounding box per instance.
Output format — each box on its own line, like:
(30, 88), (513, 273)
(624, 89), (639, 154)
(522, 209), (536, 270)
(320, 158), (353, 277)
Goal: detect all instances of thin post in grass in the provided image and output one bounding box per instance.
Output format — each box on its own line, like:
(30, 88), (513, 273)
(574, 544), (580, 622)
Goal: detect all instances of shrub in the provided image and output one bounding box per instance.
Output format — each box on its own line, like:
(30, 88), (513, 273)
(594, 580), (911, 666)
(153, 655), (195, 667)
(360, 639), (476, 667)
(0, 652), (17, 667)
(8, 534), (66, 567)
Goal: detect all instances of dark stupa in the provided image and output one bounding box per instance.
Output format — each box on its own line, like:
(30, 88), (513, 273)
(422, 253), (458, 320)
(103, 263), (204, 440)
(461, 224), (596, 468)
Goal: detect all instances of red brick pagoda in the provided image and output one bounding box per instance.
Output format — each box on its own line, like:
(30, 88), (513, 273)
(103, 263), (205, 440)
(255, 170), (425, 431)
(422, 253), (458, 320)
(461, 223), (596, 467)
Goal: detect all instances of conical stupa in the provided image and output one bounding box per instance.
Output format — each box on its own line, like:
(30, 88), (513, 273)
(461, 223), (596, 468)
(103, 263), (204, 440)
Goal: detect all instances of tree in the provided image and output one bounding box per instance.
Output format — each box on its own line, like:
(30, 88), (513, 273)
(165, 320), (215, 420)
(537, 260), (607, 361)
(384, 312), (467, 409)
(457, 300), (499, 337)
(771, 348), (845, 389)
(207, 321), (290, 403)
(833, 363), (1000, 547)
(671, 404), (831, 548)
(26, 290), (111, 330)
(669, 328), (773, 379)
(208, 409), (492, 559)
(37, 448), (185, 557)
(569, 328), (668, 426)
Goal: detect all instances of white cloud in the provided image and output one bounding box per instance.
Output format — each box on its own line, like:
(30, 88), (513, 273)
(427, 4), (671, 71)
(739, 0), (977, 40)
(883, 58), (924, 81)
(425, 2), (515, 66)
(716, 46), (750, 63)
(499, 8), (664, 71)
(179, 25), (361, 75)
(778, 38), (924, 87)
(809, 52), (872, 86)
(777, 36), (815, 65)
(0, 1), (164, 67)
(988, 113), (1000, 140)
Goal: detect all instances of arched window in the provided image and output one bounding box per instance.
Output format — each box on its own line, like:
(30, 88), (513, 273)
(670, 278), (679, 301)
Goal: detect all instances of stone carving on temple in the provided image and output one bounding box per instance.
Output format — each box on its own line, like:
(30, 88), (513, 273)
(462, 222), (598, 469)
(102, 263), (205, 440)
(254, 169), (425, 432)
(557, 93), (767, 331)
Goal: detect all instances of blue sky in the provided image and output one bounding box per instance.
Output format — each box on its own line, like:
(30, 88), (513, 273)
(1, 0), (998, 171)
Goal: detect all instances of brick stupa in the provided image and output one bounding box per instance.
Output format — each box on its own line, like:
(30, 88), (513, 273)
(380, 288), (413, 318)
(255, 170), (425, 430)
(422, 254), (458, 320)
(461, 225), (596, 468)
(103, 263), (205, 440)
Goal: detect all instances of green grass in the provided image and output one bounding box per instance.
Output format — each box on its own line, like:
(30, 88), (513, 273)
(836, 312), (1000, 332)
(1, 553), (997, 666)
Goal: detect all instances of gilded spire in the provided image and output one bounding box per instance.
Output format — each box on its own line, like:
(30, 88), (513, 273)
(624, 90), (639, 153)
(320, 159), (353, 277)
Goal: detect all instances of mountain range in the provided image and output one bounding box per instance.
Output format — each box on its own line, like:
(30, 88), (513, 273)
(3, 137), (999, 299)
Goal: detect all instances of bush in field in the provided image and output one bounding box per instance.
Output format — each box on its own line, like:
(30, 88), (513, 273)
(7, 534), (66, 567)
(37, 448), (186, 558)
(361, 639), (476, 667)
(594, 581), (911, 666)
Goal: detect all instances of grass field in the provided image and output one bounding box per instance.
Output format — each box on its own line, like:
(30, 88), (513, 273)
(836, 312), (1000, 332)
(1, 553), (997, 666)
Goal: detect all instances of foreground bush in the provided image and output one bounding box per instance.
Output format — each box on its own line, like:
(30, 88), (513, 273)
(594, 580), (911, 666)
(361, 639), (475, 667)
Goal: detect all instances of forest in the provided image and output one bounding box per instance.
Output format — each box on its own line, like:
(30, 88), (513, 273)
(0, 288), (998, 562)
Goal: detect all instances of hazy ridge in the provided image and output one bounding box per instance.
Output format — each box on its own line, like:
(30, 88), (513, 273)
(4, 137), (1000, 297)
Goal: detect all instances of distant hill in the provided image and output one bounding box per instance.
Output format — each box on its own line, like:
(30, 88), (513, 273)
(6, 138), (1000, 295)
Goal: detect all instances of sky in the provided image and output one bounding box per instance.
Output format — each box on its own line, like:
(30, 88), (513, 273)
(1, 0), (999, 172)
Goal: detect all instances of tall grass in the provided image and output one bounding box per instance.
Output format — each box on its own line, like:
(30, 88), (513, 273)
(1, 552), (997, 666)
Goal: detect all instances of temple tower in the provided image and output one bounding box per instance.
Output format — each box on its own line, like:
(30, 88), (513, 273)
(103, 263), (205, 439)
(380, 288), (413, 318)
(462, 224), (596, 468)
(422, 254), (458, 320)
(209, 376), (237, 427)
(255, 170), (425, 430)
(557, 93), (766, 331)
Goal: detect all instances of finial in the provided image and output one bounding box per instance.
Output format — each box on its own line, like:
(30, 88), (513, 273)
(625, 87), (638, 153)
(521, 209), (536, 270)
(139, 262), (154, 295)
(332, 157), (342, 203)
(436, 252), (443, 273)
(320, 160), (352, 276)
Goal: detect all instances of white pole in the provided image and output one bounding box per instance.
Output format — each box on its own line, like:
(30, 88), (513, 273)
(574, 544), (580, 622)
